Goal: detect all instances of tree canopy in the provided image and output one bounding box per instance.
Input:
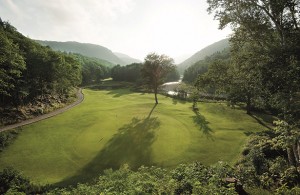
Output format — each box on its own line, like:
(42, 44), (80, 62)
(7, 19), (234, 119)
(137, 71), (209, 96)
(201, 0), (300, 171)
(205, 0), (300, 121)
(0, 19), (111, 108)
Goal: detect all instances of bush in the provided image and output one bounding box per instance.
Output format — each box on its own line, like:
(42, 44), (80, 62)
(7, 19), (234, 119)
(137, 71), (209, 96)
(47, 163), (237, 194)
(0, 129), (20, 152)
(0, 167), (31, 194)
(0, 167), (47, 194)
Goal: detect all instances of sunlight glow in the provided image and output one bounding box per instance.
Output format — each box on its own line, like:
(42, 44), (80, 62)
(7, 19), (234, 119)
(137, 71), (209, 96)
(0, 0), (232, 63)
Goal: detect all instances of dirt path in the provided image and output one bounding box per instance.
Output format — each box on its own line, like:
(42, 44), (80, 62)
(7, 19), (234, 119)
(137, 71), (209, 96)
(0, 88), (84, 132)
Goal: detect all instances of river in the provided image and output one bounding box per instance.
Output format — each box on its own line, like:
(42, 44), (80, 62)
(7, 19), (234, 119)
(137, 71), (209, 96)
(161, 76), (183, 95)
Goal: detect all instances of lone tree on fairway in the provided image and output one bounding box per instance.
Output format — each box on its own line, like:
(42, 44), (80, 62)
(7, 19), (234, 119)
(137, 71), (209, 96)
(142, 53), (175, 104)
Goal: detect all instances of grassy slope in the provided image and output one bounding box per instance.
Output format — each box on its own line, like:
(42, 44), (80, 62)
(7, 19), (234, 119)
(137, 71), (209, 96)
(0, 88), (265, 185)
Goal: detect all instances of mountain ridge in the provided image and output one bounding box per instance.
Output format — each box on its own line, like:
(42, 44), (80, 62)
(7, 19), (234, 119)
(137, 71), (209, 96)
(114, 52), (142, 65)
(178, 38), (230, 72)
(36, 40), (138, 65)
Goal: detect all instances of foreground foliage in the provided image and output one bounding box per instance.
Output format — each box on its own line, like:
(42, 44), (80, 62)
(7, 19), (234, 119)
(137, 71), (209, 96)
(1, 155), (299, 194)
(0, 163), (237, 194)
(233, 121), (300, 195)
(48, 163), (237, 195)
(0, 167), (46, 194)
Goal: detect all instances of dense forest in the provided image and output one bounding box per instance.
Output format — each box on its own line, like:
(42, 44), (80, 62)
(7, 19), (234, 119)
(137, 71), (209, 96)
(0, 19), (114, 125)
(182, 48), (230, 83)
(111, 63), (180, 84)
(0, 19), (81, 108)
(178, 38), (229, 73)
(187, 0), (300, 193)
(73, 54), (111, 85)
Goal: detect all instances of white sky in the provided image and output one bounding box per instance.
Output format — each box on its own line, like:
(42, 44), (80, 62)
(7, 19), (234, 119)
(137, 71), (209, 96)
(0, 0), (232, 63)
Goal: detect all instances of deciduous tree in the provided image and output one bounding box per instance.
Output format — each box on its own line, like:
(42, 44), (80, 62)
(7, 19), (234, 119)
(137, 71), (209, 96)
(0, 30), (25, 104)
(142, 53), (175, 104)
(207, 0), (300, 119)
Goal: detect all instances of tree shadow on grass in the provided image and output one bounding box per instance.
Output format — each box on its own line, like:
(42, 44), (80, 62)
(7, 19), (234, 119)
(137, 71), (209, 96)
(107, 88), (134, 97)
(172, 98), (187, 105)
(163, 96), (187, 105)
(192, 110), (214, 140)
(172, 98), (178, 105)
(247, 112), (275, 130)
(244, 131), (255, 136)
(54, 105), (159, 187)
(86, 85), (133, 98)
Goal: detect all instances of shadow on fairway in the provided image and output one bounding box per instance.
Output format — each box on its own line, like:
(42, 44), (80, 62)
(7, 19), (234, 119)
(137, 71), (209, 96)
(247, 112), (274, 130)
(192, 110), (214, 140)
(171, 97), (187, 105)
(107, 88), (134, 97)
(86, 85), (134, 97)
(55, 104), (159, 186)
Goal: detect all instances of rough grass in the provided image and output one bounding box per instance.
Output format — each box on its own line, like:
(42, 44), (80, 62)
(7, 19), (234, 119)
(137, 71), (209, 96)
(0, 88), (266, 186)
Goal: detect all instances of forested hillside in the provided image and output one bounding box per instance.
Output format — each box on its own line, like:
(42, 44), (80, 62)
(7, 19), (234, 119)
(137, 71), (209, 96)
(37, 40), (125, 65)
(178, 38), (229, 73)
(114, 52), (142, 65)
(0, 20), (81, 108)
(182, 48), (230, 83)
(73, 54), (111, 85)
(0, 20), (112, 125)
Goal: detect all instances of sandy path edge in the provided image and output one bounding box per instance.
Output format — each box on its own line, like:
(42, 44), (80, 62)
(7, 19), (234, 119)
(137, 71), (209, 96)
(0, 88), (84, 132)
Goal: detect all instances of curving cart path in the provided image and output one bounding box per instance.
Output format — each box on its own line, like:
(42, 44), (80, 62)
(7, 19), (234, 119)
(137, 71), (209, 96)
(0, 88), (84, 132)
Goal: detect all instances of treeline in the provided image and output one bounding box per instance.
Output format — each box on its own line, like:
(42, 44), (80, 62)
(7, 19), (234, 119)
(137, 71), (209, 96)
(73, 54), (111, 85)
(182, 48), (230, 83)
(200, 1), (300, 121)
(111, 63), (143, 83)
(0, 19), (118, 109)
(0, 19), (81, 107)
(111, 63), (180, 84)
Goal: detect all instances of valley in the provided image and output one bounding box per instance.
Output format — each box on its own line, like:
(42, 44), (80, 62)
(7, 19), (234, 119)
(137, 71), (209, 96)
(0, 1), (299, 193)
(0, 85), (265, 186)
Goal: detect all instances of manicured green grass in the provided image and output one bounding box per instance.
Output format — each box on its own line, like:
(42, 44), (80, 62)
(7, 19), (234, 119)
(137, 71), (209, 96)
(0, 88), (266, 186)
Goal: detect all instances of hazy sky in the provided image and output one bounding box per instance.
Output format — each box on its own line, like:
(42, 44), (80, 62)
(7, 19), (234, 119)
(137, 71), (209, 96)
(0, 0), (232, 63)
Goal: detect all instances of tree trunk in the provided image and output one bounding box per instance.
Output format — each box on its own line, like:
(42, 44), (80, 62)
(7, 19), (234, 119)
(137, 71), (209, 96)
(246, 95), (251, 114)
(154, 88), (158, 104)
(287, 146), (297, 166)
(154, 91), (158, 104)
(297, 139), (300, 169)
(293, 143), (299, 166)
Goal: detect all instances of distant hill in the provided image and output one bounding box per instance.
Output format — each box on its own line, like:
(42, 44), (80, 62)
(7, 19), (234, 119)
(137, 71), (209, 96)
(114, 52), (142, 65)
(182, 48), (230, 83)
(178, 38), (229, 72)
(36, 40), (125, 65)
